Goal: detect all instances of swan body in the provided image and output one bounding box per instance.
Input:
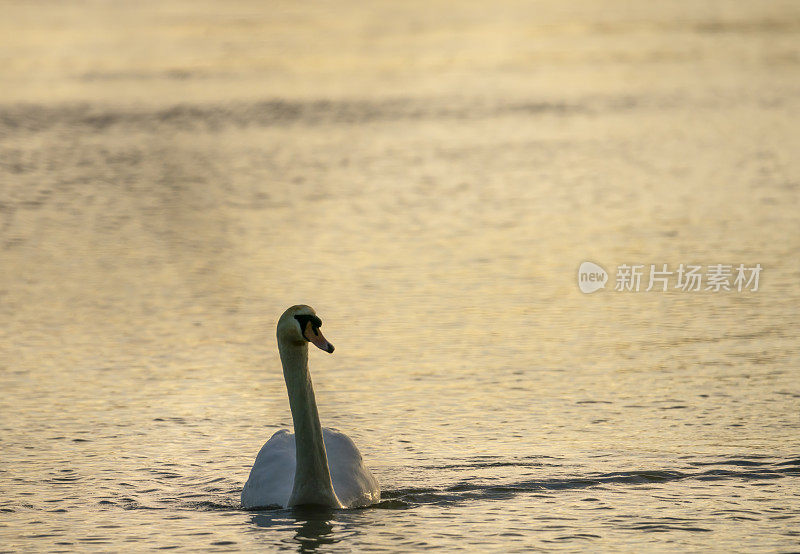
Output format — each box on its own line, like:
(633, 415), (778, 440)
(241, 305), (380, 509)
(241, 427), (379, 509)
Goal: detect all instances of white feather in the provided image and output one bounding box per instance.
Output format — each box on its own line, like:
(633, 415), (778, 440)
(242, 427), (380, 509)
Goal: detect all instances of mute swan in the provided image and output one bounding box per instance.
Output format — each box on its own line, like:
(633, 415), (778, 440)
(241, 305), (380, 509)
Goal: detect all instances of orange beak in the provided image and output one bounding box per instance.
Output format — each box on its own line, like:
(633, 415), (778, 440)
(303, 321), (334, 353)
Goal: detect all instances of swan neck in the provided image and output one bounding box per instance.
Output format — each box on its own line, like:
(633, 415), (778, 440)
(278, 338), (341, 508)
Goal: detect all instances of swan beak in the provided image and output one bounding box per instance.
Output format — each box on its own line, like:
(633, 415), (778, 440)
(304, 323), (335, 353)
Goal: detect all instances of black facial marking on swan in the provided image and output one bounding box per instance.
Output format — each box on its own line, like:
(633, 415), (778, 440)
(294, 314), (322, 339)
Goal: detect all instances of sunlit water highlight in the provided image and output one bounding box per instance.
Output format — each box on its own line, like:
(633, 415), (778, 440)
(1, 1), (799, 551)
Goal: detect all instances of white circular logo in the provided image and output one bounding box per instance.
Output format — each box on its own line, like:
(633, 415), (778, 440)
(578, 261), (608, 293)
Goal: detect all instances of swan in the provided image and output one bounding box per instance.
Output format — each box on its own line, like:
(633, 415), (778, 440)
(241, 305), (380, 509)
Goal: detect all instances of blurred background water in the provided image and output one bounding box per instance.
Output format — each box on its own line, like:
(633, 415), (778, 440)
(1, 0), (799, 551)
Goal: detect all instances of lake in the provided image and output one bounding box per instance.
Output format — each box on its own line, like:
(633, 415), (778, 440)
(1, 0), (799, 551)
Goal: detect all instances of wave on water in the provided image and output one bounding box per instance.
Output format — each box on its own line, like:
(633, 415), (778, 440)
(3, 456), (796, 515)
(0, 91), (742, 134)
(0, 98), (581, 133)
(379, 456), (800, 508)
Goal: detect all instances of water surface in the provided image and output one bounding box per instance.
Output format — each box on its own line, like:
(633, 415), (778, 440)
(1, 1), (799, 551)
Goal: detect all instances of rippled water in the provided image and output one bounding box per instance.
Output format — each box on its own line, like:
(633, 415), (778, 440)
(1, 1), (799, 551)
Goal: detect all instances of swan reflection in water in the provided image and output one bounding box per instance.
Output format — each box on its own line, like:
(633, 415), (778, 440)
(250, 508), (339, 553)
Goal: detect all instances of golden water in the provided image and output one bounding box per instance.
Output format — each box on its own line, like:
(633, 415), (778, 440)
(1, 1), (799, 550)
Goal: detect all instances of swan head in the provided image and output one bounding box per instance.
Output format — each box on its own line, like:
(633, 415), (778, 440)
(277, 305), (335, 353)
